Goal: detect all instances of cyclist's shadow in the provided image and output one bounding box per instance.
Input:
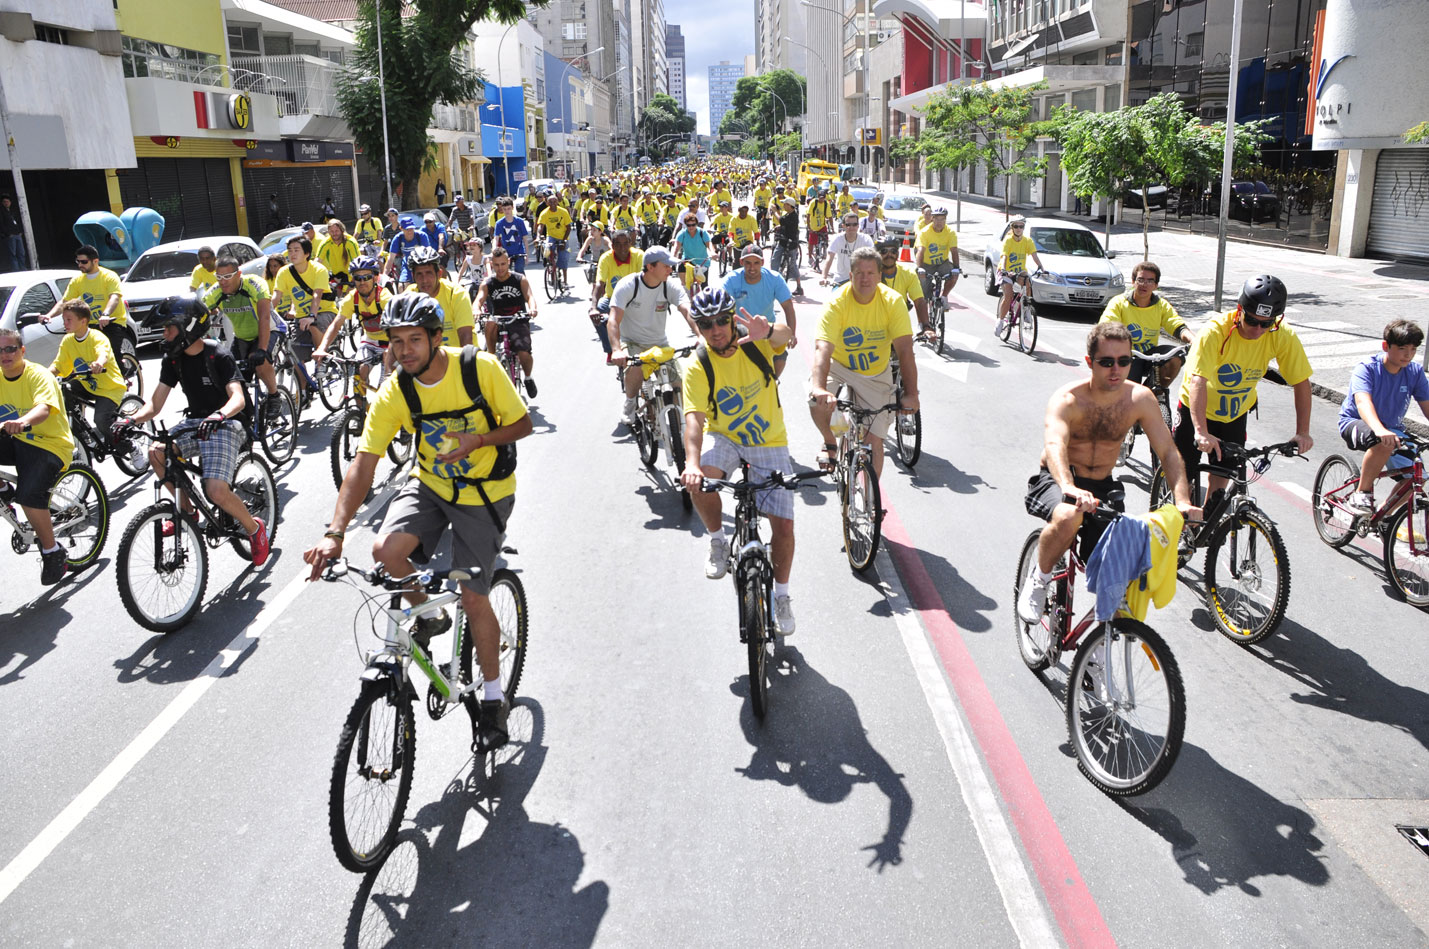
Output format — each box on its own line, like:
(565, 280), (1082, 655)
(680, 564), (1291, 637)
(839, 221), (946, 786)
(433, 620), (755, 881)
(731, 647), (913, 872)
(342, 698), (609, 948)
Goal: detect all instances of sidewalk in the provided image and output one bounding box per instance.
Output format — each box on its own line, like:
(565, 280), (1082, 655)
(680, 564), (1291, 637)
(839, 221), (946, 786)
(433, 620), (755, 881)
(881, 181), (1429, 420)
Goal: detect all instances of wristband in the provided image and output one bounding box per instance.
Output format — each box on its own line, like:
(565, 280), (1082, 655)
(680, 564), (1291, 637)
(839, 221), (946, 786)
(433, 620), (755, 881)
(324, 530), (345, 540)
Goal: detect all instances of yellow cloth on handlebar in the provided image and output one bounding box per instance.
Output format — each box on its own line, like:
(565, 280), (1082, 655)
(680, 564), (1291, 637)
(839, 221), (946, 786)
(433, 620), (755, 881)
(1121, 504), (1184, 622)
(637, 345), (675, 380)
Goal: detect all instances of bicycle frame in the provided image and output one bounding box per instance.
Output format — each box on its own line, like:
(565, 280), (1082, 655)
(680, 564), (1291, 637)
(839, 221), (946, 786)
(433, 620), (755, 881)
(143, 427), (245, 545)
(1320, 446), (1424, 539)
(366, 584), (475, 704)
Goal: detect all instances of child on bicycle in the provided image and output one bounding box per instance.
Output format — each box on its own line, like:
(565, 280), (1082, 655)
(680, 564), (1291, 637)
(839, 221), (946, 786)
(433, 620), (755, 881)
(576, 223), (610, 279)
(315, 255), (393, 385)
(48, 300), (126, 450)
(1338, 319), (1429, 513)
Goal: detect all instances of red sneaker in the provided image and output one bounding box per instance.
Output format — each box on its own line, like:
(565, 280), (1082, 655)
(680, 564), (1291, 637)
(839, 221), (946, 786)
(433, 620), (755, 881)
(249, 517), (270, 567)
(161, 519), (176, 537)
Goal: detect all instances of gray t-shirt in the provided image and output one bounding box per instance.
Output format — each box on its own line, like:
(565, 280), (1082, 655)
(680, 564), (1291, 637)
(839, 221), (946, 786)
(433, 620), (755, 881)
(611, 271), (690, 347)
(826, 232), (875, 282)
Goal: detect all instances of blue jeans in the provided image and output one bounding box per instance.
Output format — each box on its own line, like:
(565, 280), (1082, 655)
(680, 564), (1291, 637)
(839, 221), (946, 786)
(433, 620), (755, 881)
(4, 234), (24, 272)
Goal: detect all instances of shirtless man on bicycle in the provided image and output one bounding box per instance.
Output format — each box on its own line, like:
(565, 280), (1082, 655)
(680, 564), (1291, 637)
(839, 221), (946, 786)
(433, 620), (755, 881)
(1017, 322), (1198, 623)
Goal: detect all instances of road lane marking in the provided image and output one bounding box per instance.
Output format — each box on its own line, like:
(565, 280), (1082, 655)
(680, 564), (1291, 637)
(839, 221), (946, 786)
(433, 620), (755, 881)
(874, 546), (1061, 949)
(0, 567), (311, 907)
(1279, 481), (1313, 503)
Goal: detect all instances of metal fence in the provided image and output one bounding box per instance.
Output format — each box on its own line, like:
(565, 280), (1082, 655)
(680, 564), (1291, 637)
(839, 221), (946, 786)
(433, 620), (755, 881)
(231, 55), (343, 117)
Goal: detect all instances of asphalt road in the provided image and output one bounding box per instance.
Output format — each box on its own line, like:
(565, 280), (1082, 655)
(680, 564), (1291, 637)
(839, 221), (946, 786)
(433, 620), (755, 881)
(2, 263), (1427, 948)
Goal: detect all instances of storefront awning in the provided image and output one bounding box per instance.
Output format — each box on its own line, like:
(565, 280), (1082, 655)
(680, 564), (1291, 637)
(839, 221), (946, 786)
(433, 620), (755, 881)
(889, 64), (1124, 113)
(461, 155), (492, 164)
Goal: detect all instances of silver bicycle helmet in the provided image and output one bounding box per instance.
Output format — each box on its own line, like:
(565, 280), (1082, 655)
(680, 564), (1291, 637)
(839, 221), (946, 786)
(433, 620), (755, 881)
(691, 287), (737, 319)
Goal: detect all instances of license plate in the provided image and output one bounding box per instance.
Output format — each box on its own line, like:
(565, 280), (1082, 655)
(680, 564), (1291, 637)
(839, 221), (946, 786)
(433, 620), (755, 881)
(1071, 290), (1102, 301)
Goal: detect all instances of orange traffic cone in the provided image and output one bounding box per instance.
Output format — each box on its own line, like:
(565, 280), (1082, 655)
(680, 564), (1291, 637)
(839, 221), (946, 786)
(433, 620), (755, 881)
(899, 238), (912, 263)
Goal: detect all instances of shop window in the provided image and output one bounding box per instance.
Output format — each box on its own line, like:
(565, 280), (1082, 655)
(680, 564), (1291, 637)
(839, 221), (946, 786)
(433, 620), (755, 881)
(228, 24), (260, 56)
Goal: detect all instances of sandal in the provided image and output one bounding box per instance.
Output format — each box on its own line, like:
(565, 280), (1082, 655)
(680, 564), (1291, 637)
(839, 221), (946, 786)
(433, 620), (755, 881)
(817, 442), (838, 471)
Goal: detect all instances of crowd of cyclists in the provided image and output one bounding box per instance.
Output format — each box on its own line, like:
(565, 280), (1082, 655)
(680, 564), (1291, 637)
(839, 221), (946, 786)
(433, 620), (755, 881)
(4, 154), (1428, 761)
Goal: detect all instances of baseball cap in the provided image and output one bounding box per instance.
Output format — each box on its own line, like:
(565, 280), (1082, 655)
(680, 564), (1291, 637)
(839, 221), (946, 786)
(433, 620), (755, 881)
(739, 244), (763, 261)
(386, 207), (399, 215)
(399, 215), (416, 228)
(643, 246), (676, 267)
(300, 221), (314, 231)
(423, 212), (437, 222)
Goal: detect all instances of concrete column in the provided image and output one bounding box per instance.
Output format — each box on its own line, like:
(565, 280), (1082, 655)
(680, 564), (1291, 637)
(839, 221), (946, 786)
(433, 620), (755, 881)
(229, 157), (248, 237)
(1332, 148), (1379, 258)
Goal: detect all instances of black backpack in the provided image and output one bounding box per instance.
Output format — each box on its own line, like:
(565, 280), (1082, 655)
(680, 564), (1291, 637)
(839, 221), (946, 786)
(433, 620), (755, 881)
(396, 345), (517, 530)
(166, 340), (251, 428)
(695, 342), (780, 421)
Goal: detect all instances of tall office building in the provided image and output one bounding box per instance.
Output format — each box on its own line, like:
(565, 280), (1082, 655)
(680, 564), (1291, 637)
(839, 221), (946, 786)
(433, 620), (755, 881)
(666, 24), (686, 110)
(754, 0), (805, 75)
(708, 60), (745, 136)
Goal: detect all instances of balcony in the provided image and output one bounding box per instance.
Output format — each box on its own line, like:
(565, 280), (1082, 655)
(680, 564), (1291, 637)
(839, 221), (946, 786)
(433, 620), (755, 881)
(231, 54), (348, 138)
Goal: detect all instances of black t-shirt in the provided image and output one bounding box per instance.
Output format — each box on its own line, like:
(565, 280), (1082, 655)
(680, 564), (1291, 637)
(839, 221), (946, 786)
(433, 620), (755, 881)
(483, 273), (527, 316)
(159, 344), (243, 418)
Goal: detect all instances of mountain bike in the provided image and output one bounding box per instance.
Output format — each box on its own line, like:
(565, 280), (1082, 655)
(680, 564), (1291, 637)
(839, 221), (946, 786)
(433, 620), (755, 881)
(809, 227), (829, 272)
(716, 233), (732, 276)
(115, 422), (279, 632)
(1013, 495), (1186, 796)
(270, 313), (326, 415)
(831, 397), (901, 572)
(888, 356), (921, 469)
(994, 270), (1039, 355)
(326, 352), (413, 496)
(0, 429), (110, 579)
(774, 236), (802, 289)
(487, 312), (533, 405)
(702, 465), (824, 720)
(1313, 434), (1429, 606)
(542, 238), (567, 301)
(60, 375), (148, 478)
(1116, 345), (1189, 467)
(627, 343), (696, 511)
(1149, 440), (1302, 644)
(321, 554), (527, 872)
(240, 356), (300, 467)
(917, 273), (948, 356)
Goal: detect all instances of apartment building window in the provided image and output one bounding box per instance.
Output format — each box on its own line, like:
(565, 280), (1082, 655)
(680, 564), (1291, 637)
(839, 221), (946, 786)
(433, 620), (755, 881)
(227, 24), (260, 56)
(264, 34), (292, 55)
(1104, 84), (1120, 111)
(295, 41), (320, 58)
(121, 36), (221, 83)
(35, 24), (71, 45)
(562, 21), (586, 40)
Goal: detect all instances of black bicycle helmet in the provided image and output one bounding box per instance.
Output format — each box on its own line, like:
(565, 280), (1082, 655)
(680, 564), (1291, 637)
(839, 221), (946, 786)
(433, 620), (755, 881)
(407, 245), (441, 271)
(691, 287), (737, 319)
(149, 294), (212, 353)
(875, 236), (901, 252)
(1238, 274), (1287, 319)
(379, 291), (445, 333)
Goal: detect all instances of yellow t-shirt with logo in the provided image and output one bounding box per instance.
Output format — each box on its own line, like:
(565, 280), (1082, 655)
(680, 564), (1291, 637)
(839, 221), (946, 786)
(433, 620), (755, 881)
(316, 235), (360, 276)
(339, 286), (392, 343)
(596, 249), (644, 298)
(816, 283), (914, 376)
(0, 361), (74, 466)
(880, 264), (925, 303)
(917, 225), (958, 266)
(682, 339), (788, 448)
(353, 216), (384, 244)
(709, 212), (733, 236)
(63, 268), (128, 329)
(52, 330), (125, 406)
(806, 200), (831, 232)
(729, 214), (759, 247)
(273, 262), (336, 315)
(1001, 235), (1037, 273)
(836, 193), (857, 215)
(1099, 292), (1188, 354)
(537, 206), (574, 241)
(611, 206), (638, 231)
(189, 264), (219, 293)
(636, 199), (660, 225)
(405, 279), (475, 347)
(754, 186), (773, 209)
(357, 347), (527, 504)
(1179, 309), (1313, 423)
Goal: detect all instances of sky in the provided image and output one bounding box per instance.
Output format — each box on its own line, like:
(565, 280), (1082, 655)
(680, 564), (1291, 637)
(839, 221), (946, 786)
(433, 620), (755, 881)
(663, 0), (757, 135)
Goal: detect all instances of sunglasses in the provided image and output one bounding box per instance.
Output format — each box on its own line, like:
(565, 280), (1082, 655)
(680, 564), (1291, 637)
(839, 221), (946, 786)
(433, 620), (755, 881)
(1094, 355), (1133, 368)
(216, 271), (240, 280)
(695, 314), (733, 331)
(1241, 315), (1277, 329)
(75, 259), (93, 266)
(1010, 225), (1025, 230)
(1133, 276), (1158, 284)
(0, 343), (22, 354)
(354, 274), (377, 282)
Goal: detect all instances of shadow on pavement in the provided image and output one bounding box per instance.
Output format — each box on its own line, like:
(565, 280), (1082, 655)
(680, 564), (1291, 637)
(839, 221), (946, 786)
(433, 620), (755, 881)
(343, 699), (608, 948)
(636, 482), (693, 531)
(883, 536), (998, 633)
(1119, 742), (1329, 896)
(731, 646), (913, 872)
(899, 449), (992, 496)
(0, 552), (112, 684)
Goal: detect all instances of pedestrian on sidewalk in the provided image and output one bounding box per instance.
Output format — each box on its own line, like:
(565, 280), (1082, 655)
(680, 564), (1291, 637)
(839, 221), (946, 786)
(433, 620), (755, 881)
(0, 195), (24, 272)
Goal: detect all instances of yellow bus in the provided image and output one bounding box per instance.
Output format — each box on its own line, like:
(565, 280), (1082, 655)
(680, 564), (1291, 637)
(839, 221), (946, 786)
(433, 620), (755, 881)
(796, 160), (841, 202)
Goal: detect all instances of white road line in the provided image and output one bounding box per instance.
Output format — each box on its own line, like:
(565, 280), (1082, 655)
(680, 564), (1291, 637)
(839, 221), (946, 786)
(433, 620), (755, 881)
(0, 567), (312, 907)
(1279, 481), (1313, 503)
(875, 550), (1060, 949)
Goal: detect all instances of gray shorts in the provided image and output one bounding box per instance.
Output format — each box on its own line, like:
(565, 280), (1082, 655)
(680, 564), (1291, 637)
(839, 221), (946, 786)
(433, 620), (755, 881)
(170, 417), (246, 483)
(826, 361), (897, 439)
(701, 433), (795, 521)
(379, 478), (514, 596)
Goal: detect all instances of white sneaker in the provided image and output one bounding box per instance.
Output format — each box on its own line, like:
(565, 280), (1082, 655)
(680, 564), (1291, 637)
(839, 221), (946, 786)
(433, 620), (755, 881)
(1347, 491), (1375, 514)
(706, 536), (730, 579)
(774, 595), (795, 636)
(1017, 565), (1051, 624)
(622, 397), (637, 425)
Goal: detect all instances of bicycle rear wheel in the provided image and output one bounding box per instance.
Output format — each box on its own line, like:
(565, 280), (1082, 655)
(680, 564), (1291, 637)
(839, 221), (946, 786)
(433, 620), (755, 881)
(995, 305), (1014, 343)
(893, 409), (922, 469)
(228, 452), (279, 562)
(119, 351), (145, 398)
(1018, 300), (1038, 354)
(841, 452), (883, 572)
(932, 301), (947, 356)
(1013, 529), (1058, 672)
(1204, 506), (1290, 645)
(1066, 619), (1185, 796)
(740, 566), (773, 720)
(1311, 454), (1358, 548)
(314, 358), (349, 414)
(116, 503), (208, 632)
(1383, 502), (1429, 607)
(329, 679), (415, 873)
(462, 568), (529, 699)
(49, 463), (109, 570)
(258, 389), (299, 466)
(113, 395), (150, 478)
(634, 403), (659, 470)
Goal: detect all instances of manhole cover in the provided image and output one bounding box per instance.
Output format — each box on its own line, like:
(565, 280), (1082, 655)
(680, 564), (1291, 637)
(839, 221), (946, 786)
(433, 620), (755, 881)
(1396, 825), (1429, 858)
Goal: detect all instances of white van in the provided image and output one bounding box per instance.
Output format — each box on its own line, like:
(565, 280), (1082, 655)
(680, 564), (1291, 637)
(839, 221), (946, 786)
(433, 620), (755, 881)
(515, 177), (559, 202)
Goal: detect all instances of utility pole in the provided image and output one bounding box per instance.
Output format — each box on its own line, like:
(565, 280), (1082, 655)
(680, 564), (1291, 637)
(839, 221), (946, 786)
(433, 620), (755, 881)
(374, 0), (394, 209)
(1213, 0), (1245, 312)
(0, 71), (38, 269)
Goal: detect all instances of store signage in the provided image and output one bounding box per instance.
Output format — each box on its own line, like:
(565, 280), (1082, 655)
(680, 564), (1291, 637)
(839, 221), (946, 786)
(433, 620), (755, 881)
(227, 94), (252, 131)
(293, 141), (323, 162)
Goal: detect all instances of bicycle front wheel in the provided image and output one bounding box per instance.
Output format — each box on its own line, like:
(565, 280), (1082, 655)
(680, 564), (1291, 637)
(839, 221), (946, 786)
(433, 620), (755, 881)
(258, 389), (299, 466)
(119, 350), (145, 398)
(1066, 619), (1185, 796)
(1383, 501), (1429, 607)
(329, 679), (416, 873)
(116, 503), (208, 632)
(634, 405), (659, 470)
(1204, 506), (1290, 645)
(893, 409), (922, 469)
(932, 302), (947, 356)
(1013, 529), (1059, 672)
(330, 407), (365, 491)
(228, 452), (279, 562)
(664, 405), (692, 511)
(314, 358), (349, 414)
(1018, 300), (1038, 355)
(50, 463), (109, 570)
(740, 566), (773, 721)
(841, 452), (883, 572)
(1311, 454), (1358, 548)
(543, 265), (557, 302)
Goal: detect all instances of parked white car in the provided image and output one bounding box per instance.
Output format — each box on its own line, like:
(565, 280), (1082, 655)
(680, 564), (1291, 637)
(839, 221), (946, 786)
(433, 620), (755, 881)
(981, 217), (1124, 308)
(0, 269), (79, 368)
(882, 194), (930, 242)
(121, 237), (265, 345)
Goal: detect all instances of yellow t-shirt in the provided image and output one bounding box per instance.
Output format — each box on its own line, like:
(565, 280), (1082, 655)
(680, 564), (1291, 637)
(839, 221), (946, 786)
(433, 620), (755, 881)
(836, 193), (856, 215)
(63, 268), (127, 329)
(353, 216), (384, 244)
(806, 200), (831, 232)
(1179, 310), (1314, 423)
(537, 206), (574, 241)
(682, 339), (788, 448)
(596, 249), (644, 298)
(339, 286), (392, 343)
(406, 279), (476, 347)
(637, 199), (660, 225)
(611, 206), (638, 231)
(316, 235), (360, 276)
(1099, 293), (1187, 353)
(729, 214), (759, 247)
(917, 225), (958, 266)
(357, 347), (527, 505)
(880, 264), (925, 303)
(816, 284), (913, 375)
(711, 188), (733, 209)
(189, 264), (219, 292)
(52, 330), (125, 405)
(1001, 235), (1037, 273)
(709, 212), (733, 236)
(273, 262), (336, 315)
(0, 361), (74, 466)
(754, 186), (773, 209)
(586, 204), (611, 228)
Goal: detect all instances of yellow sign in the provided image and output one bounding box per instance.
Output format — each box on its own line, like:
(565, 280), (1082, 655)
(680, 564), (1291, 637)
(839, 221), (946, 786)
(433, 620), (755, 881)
(165, 136), (179, 149)
(228, 94), (252, 131)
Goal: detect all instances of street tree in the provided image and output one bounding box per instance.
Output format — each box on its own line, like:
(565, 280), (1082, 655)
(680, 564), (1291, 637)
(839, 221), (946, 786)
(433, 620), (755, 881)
(336, 0), (544, 206)
(1405, 121), (1429, 144)
(1050, 93), (1266, 258)
(639, 93), (696, 160)
(892, 81), (1050, 220)
(726, 70), (807, 141)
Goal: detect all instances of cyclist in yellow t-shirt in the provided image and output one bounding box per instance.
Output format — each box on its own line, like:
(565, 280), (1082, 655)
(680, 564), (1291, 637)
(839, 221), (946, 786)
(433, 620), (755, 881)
(875, 237), (928, 336)
(407, 246), (476, 348)
(49, 299), (127, 449)
(47, 245), (130, 367)
(996, 216), (1044, 325)
(1099, 259), (1192, 387)
(728, 204), (759, 249)
(353, 204), (384, 246)
(316, 220), (361, 285)
(535, 194), (574, 285)
(915, 207), (960, 316)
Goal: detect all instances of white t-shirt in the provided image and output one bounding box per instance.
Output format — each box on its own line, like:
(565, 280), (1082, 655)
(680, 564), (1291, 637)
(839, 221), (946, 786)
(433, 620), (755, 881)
(611, 271), (691, 347)
(826, 232), (875, 282)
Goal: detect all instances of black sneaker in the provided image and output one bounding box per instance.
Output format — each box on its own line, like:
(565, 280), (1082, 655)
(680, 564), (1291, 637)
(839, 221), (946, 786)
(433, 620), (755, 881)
(40, 547), (67, 586)
(524, 377), (538, 398)
(472, 698), (510, 754)
(411, 611), (452, 651)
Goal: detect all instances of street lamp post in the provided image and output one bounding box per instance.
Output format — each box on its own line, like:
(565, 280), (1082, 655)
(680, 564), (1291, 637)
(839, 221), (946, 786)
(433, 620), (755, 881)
(374, 1), (394, 207)
(783, 37), (830, 145)
(495, 22), (519, 196)
(801, 0), (873, 179)
(555, 47), (604, 181)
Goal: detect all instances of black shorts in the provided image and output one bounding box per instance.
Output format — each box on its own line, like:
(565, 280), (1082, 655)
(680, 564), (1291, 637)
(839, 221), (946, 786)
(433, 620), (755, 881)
(1341, 419), (1417, 469)
(490, 316), (532, 353)
(100, 321), (128, 358)
(0, 437), (65, 508)
(1173, 402), (1248, 481)
(1025, 467), (1124, 560)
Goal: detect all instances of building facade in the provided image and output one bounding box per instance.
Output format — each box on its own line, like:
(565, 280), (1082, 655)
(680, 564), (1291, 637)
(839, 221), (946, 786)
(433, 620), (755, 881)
(666, 23), (686, 111)
(708, 60), (745, 138)
(754, 0), (807, 76)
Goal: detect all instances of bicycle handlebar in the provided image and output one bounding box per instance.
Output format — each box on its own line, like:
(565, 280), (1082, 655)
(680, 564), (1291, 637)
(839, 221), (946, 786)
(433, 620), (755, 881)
(1215, 440), (1303, 462)
(321, 558), (480, 592)
(628, 343), (697, 366)
(834, 399), (904, 419)
(1061, 494), (1124, 523)
(701, 469), (825, 495)
(1131, 344), (1190, 364)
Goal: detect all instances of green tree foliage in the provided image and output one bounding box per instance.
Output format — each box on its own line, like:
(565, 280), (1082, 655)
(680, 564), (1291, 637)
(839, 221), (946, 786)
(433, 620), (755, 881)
(1050, 92), (1266, 258)
(896, 81), (1051, 220)
(639, 92), (697, 159)
(336, 0), (544, 205)
(723, 70), (807, 142)
(1406, 121), (1429, 144)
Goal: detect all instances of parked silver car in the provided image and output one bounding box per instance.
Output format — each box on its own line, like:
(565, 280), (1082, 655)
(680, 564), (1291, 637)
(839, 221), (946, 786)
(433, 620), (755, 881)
(882, 194), (929, 242)
(0, 269), (78, 368)
(121, 237), (266, 345)
(981, 218), (1123, 308)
